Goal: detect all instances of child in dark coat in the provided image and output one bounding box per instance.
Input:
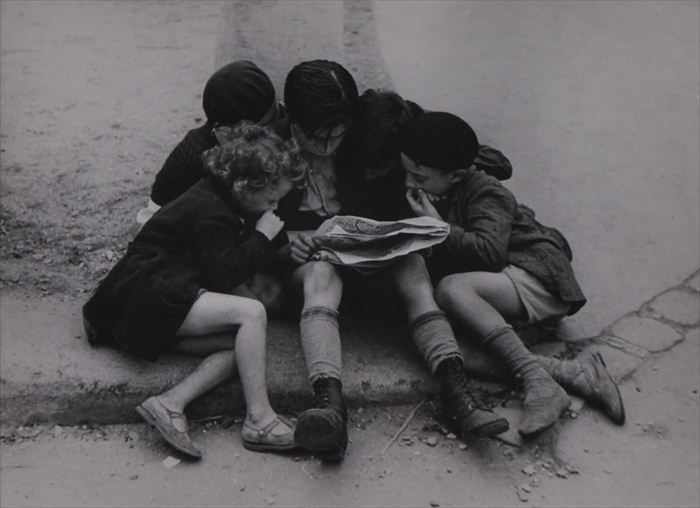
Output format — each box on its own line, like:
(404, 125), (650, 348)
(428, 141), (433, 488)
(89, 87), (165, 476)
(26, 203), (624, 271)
(84, 123), (306, 458)
(397, 112), (625, 436)
(137, 60), (283, 224)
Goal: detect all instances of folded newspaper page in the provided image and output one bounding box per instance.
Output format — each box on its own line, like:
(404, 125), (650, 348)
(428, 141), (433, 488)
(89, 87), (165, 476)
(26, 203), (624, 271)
(312, 215), (449, 271)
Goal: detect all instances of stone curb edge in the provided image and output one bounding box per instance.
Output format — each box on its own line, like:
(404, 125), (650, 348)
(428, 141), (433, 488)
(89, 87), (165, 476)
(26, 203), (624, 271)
(573, 269), (699, 383)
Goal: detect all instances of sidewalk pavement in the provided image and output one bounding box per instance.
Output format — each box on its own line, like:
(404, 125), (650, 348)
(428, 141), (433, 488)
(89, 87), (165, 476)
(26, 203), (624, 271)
(2, 270), (698, 429)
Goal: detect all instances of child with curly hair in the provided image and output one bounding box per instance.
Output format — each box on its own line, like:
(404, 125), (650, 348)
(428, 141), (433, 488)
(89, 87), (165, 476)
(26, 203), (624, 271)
(83, 123), (305, 459)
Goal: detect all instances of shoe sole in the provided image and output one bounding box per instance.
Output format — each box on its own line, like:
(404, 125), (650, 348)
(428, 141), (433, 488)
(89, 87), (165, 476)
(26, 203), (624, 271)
(467, 417), (510, 438)
(242, 440), (298, 453)
(135, 405), (202, 460)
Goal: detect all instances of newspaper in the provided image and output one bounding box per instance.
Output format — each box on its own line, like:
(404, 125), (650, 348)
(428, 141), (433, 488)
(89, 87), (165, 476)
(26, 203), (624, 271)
(312, 215), (449, 271)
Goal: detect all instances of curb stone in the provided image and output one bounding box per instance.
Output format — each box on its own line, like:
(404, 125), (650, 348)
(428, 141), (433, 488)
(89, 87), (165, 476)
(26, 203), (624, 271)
(2, 269), (698, 428)
(572, 268), (700, 384)
(609, 316), (683, 353)
(647, 288), (700, 327)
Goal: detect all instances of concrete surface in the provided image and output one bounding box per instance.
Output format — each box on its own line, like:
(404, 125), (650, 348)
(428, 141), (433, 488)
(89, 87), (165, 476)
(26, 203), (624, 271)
(1, 327), (698, 507)
(3, 267), (698, 426)
(374, 0), (700, 338)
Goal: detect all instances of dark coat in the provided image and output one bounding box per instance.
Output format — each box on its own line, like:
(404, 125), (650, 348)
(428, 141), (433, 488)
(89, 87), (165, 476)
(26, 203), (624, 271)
(84, 177), (279, 360)
(430, 169), (586, 314)
(149, 104), (293, 207)
(150, 124), (216, 206)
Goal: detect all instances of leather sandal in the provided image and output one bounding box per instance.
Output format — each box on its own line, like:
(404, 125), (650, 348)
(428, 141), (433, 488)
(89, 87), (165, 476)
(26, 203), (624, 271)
(136, 396), (202, 460)
(241, 415), (297, 452)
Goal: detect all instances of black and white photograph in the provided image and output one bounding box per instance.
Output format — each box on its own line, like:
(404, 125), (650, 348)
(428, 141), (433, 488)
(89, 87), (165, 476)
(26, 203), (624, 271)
(1, 1), (698, 506)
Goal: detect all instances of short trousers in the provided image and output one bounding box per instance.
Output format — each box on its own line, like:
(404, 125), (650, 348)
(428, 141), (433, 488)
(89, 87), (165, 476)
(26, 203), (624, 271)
(503, 264), (571, 324)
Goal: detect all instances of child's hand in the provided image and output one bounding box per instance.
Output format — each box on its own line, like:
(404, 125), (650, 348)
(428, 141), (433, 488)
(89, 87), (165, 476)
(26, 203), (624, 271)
(255, 210), (285, 240)
(290, 233), (319, 264)
(406, 188), (442, 220)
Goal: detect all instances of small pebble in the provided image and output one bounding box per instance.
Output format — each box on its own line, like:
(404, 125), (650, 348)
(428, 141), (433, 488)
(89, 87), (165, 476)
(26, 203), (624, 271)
(522, 465), (536, 476)
(162, 456), (180, 469)
(446, 433), (457, 440)
(129, 474), (139, 481)
(429, 502), (440, 507)
(555, 468), (569, 479)
(425, 436), (438, 447)
(519, 483), (532, 493)
(458, 444), (468, 451)
(564, 464), (580, 475)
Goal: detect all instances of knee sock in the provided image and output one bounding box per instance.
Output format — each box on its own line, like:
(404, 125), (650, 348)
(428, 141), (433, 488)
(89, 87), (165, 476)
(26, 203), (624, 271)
(300, 306), (342, 384)
(410, 311), (463, 374)
(481, 326), (570, 435)
(481, 326), (548, 382)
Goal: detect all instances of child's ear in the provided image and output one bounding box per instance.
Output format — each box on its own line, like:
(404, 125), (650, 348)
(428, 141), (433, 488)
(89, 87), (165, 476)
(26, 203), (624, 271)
(449, 168), (470, 183)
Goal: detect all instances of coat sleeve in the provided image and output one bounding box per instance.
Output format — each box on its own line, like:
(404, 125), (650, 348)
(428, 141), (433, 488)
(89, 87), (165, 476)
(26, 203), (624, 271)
(439, 186), (516, 272)
(192, 216), (274, 293)
(150, 135), (207, 206)
(474, 145), (513, 181)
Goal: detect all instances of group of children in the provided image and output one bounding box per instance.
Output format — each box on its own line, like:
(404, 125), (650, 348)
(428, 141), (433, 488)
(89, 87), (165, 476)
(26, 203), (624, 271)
(83, 59), (625, 462)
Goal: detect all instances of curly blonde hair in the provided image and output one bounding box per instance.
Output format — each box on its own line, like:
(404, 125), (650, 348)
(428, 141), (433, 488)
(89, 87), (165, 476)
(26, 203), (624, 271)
(202, 122), (306, 192)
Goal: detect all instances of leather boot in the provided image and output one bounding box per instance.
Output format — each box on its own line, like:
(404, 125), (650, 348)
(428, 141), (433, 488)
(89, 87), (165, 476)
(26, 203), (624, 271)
(294, 377), (348, 461)
(538, 349), (625, 425)
(436, 357), (510, 438)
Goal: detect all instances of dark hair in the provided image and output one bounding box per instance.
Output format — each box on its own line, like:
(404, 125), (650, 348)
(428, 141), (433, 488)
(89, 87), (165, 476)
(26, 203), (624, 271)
(202, 60), (275, 125)
(283, 60), (358, 134)
(202, 123), (306, 192)
(398, 111), (479, 173)
(349, 89), (422, 169)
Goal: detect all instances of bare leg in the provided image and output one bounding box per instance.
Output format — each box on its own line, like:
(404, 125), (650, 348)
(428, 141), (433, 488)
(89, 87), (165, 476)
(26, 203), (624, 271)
(435, 271), (526, 336)
(388, 253), (443, 321)
(156, 292), (288, 437)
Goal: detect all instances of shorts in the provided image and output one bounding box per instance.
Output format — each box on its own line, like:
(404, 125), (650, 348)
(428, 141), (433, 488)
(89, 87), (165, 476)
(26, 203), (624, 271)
(503, 265), (571, 324)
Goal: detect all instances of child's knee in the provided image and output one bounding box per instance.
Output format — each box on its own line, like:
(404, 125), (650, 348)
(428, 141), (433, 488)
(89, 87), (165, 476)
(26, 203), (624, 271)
(237, 299), (267, 329)
(435, 274), (479, 309)
(303, 261), (342, 295)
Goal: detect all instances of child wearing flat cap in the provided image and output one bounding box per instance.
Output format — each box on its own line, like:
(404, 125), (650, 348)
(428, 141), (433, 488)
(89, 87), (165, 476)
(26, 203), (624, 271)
(398, 111), (625, 437)
(137, 60), (284, 224)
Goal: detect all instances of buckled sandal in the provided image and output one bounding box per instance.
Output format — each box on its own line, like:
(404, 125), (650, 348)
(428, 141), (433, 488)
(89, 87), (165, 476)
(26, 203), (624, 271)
(241, 415), (297, 452)
(136, 396), (202, 460)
